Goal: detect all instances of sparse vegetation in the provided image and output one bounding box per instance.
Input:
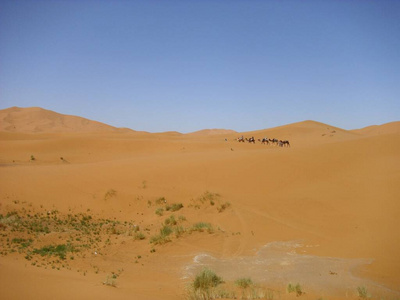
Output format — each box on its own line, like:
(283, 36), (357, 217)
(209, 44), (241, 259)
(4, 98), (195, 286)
(189, 191), (231, 213)
(287, 283), (303, 296)
(150, 225), (173, 245)
(357, 286), (370, 298)
(0, 207), (143, 273)
(141, 180), (147, 189)
(217, 202), (231, 213)
(104, 189), (117, 201)
(166, 203), (183, 212)
(33, 243), (75, 260)
(155, 208), (164, 216)
(191, 222), (214, 234)
(235, 277), (253, 289)
(134, 232), (146, 240)
(103, 274), (117, 287)
(193, 268), (224, 291)
(155, 197), (166, 205)
(30, 155), (35, 161)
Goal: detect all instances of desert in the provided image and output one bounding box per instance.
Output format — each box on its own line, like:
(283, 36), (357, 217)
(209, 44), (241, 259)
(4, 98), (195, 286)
(0, 106), (399, 299)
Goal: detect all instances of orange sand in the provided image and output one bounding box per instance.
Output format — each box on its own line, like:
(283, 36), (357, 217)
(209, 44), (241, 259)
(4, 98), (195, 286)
(0, 107), (399, 299)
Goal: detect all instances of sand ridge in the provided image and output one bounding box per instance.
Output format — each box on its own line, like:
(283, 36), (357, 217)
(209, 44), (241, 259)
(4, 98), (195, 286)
(0, 107), (399, 299)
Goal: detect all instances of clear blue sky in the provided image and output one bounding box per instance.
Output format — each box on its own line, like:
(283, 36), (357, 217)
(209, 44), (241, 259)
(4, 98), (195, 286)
(1, 0), (399, 133)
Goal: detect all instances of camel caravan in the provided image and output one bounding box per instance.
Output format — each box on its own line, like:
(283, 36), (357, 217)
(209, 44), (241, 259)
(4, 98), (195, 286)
(236, 136), (290, 147)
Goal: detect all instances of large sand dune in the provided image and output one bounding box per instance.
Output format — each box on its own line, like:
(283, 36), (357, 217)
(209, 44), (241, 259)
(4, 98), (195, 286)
(0, 107), (399, 299)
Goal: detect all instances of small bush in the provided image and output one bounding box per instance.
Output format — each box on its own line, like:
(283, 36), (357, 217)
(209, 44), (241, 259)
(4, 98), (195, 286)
(217, 202), (231, 213)
(235, 277), (253, 289)
(150, 225), (173, 245)
(155, 208), (164, 216)
(166, 203), (183, 212)
(164, 215), (177, 226)
(155, 197), (166, 205)
(191, 222), (214, 233)
(134, 232), (146, 240)
(160, 225), (173, 236)
(357, 286), (370, 298)
(199, 191), (220, 204)
(174, 225), (185, 237)
(287, 283), (303, 296)
(193, 268), (224, 291)
(103, 275), (117, 287)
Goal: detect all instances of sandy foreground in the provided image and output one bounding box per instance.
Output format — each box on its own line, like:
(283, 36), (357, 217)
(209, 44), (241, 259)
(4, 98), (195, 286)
(0, 108), (399, 299)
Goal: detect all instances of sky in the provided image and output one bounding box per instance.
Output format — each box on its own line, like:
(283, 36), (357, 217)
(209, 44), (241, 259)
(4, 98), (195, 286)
(1, 0), (399, 133)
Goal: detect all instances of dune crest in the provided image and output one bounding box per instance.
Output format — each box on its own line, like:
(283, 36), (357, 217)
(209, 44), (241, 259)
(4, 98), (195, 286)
(187, 128), (237, 136)
(351, 121), (400, 136)
(0, 106), (132, 133)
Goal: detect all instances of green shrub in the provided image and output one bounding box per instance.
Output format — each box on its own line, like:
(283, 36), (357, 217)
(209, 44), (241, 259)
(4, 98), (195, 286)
(160, 225), (173, 236)
(191, 222), (214, 233)
(174, 225), (185, 237)
(150, 225), (173, 245)
(33, 243), (75, 260)
(193, 268), (224, 291)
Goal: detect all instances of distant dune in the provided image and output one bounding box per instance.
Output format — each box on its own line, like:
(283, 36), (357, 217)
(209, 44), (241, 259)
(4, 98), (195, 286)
(351, 121), (400, 136)
(187, 128), (237, 136)
(0, 106), (133, 133)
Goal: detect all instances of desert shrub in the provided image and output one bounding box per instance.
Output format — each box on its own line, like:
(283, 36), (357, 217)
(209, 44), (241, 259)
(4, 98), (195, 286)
(149, 234), (170, 245)
(235, 277), (253, 289)
(103, 275), (117, 287)
(217, 202), (231, 213)
(134, 232), (146, 240)
(357, 286), (370, 298)
(155, 197), (166, 205)
(174, 225), (185, 237)
(150, 225), (173, 245)
(199, 191), (220, 204)
(164, 215), (177, 226)
(191, 222), (214, 234)
(160, 225), (173, 236)
(155, 208), (164, 216)
(193, 268), (224, 291)
(166, 203), (183, 212)
(287, 283), (303, 296)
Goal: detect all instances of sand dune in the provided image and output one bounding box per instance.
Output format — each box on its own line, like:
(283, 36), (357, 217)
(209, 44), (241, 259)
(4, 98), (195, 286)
(350, 121), (400, 136)
(0, 107), (399, 299)
(187, 129), (238, 136)
(0, 106), (133, 133)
